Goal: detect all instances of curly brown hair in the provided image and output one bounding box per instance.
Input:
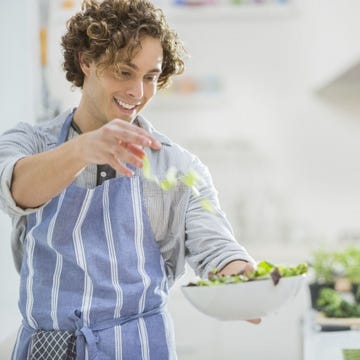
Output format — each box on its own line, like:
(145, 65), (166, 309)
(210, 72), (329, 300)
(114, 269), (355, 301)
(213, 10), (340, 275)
(61, 0), (186, 89)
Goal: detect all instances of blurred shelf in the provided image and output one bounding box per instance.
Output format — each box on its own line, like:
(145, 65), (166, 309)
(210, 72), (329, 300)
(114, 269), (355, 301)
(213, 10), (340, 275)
(162, 4), (297, 21)
(316, 59), (360, 93)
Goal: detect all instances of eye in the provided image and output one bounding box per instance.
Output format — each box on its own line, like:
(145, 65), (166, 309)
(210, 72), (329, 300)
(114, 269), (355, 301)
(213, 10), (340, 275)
(146, 74), (159, 82)
(120, 71), (131, 78)
(111, 68), (132, 79)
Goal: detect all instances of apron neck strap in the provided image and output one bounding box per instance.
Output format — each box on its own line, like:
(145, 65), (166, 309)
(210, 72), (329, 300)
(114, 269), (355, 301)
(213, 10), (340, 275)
(57, 109), (76, 146)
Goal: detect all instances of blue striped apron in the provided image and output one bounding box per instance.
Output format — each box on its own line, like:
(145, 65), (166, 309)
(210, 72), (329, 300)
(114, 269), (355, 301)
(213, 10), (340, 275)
(12, 114), (176, 360)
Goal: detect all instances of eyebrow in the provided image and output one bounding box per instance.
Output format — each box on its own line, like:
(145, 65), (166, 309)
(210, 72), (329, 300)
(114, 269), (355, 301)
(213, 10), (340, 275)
(124, 61), (162, 73)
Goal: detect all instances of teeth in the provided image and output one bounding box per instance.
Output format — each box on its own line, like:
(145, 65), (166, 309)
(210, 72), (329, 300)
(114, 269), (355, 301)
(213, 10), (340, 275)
(115, 98), (137, 110)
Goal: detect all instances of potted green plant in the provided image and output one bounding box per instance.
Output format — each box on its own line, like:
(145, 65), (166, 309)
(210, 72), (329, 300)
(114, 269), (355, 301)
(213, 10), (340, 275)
(308, 247), (337, 309)
(335, 245), (360, 302)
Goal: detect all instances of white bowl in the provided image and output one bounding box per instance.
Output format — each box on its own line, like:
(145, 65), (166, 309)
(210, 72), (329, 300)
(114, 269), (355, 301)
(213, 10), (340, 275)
(181, 274), (306, 321)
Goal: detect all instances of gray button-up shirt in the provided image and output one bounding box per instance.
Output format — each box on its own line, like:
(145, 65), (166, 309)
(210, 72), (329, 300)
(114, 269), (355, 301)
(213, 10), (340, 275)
(0, 109), (254, 286)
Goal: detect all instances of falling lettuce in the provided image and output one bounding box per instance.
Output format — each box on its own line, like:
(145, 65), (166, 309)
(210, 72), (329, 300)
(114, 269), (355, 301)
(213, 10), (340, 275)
(188, 261), (308, 287)
(142, 155), (216, 213)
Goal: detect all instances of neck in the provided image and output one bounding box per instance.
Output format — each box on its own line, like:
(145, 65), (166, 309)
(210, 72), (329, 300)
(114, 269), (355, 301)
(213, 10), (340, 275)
(73, 101), (102, 133)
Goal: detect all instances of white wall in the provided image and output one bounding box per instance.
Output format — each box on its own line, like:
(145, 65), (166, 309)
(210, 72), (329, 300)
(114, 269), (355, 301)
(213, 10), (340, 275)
(0, 0), (37, 355)
(1, 1), (360, 359)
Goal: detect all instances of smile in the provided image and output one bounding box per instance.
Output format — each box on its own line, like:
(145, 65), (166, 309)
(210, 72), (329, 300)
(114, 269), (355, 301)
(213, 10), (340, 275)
(114, 97), (139, 110)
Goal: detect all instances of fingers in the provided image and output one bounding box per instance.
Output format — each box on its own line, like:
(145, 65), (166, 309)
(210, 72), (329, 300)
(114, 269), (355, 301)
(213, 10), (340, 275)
(121, 142), (146, 159)
(107, 157), (135, 177)
(246, 318), (262, 325)
(104, 119), (161, 150)
(107, 143), (146, 177)
(219, 260), (255, 276)
(81, 119), (162, 177)
(242, 262), (256, 274)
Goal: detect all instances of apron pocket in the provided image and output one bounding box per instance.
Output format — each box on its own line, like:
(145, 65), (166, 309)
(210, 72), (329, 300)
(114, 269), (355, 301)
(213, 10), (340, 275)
(29, 329), (76, 360)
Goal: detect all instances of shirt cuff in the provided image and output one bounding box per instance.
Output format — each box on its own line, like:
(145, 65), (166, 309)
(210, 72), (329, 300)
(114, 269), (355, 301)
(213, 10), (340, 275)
(0, 156), (38, 216)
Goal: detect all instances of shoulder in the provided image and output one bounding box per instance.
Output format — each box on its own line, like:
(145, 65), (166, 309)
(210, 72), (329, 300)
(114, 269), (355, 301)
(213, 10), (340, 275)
(33, 109), (73, 148)
(0, 109), (72, 153)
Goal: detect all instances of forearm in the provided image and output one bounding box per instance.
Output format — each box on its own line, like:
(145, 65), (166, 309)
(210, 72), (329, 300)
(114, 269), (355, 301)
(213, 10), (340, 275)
(11, 137), (87, 209)
(10, 117), (161, 209)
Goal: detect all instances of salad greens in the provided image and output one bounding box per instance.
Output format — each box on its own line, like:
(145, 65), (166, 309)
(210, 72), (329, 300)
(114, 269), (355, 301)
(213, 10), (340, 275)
(317, 288), (360, 318)
(189, 261), (308, 287)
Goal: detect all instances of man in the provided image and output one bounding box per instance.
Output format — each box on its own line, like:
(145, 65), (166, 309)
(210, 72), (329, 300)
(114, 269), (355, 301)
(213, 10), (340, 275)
(0, 0), (258, 358)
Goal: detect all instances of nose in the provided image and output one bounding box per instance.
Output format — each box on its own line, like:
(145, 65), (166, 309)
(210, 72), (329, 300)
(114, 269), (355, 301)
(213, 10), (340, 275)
(127, 79), (144, 99)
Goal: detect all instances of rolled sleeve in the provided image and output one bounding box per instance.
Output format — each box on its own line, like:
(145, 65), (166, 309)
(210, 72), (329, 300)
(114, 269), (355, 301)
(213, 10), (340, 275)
(0, 122), (46, 216)
(0, 156), (37, 216)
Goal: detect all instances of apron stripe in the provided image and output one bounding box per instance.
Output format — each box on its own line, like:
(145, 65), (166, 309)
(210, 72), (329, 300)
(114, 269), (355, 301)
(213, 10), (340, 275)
(11, 324), (24, 360)
(114, 325), (122, 360)
(103, 181), (123, 319)
(159, 253), (168, 302)
(132, 177), (151, 359)
(51, 256), (63, 329)
(73, 189), (94, 326)
(162, 311), (175, 360)
(25, 210), (42, 329)
(138, 318), (150, 360)
(48, 191), (66, 330)
(131, 177), (150, 313)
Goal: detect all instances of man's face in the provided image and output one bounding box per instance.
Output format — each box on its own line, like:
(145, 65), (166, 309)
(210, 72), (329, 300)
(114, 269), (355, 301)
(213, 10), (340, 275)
(81, 36), (163, 127)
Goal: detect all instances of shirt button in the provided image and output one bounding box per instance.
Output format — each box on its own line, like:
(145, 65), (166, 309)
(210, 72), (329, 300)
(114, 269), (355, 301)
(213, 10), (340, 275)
(100, 171), (107, 178)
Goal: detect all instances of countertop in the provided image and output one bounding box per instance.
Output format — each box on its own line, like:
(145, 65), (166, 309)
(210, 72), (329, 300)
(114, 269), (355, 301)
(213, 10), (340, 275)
(303, 310), (360, 360)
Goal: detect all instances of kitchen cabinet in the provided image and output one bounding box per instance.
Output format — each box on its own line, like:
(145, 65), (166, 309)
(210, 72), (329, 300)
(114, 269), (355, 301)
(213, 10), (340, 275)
(302, 311), (360, 360)
(326, 61), (360, 88)
(304, 0), (360, 92)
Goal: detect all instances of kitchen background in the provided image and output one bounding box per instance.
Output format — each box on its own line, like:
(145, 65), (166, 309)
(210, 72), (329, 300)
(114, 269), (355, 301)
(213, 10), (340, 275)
(1, 0), (360, 359)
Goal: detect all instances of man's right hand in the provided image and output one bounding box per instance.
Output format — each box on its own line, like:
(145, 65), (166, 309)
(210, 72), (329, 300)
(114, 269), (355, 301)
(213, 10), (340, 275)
(79, 118), (161, 177)
(11, 118), (161, 209)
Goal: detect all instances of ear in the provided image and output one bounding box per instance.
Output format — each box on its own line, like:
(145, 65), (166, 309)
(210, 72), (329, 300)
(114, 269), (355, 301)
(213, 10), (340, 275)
(78, 52), (91, 77)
